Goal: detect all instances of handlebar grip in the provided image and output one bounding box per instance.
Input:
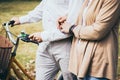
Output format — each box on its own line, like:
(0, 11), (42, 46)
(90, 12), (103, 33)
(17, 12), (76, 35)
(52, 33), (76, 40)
(20, 34), (39, 45)
(8, 20), (15, 27)
(2, 20), (15, 27)
(2, 23), (6, 26)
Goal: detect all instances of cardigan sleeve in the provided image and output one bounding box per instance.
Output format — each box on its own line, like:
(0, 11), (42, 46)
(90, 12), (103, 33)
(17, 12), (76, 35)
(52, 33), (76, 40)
(73, 0), (120, 40)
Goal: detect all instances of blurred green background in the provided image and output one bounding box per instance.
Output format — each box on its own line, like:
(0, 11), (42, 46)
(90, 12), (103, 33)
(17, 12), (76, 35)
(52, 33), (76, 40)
(0, 0), (120, 79)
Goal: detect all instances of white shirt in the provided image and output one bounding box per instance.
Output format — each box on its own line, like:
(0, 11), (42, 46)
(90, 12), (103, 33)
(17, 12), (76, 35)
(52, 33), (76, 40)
(19, 0), (70, 42)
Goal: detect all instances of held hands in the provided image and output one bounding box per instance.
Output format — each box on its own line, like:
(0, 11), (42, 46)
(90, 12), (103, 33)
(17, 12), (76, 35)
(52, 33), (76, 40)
(58, 16), (72, 34)
(60, 22), (72, 33)
(29, 32), (42, 43)
(58, 15), (67, 29)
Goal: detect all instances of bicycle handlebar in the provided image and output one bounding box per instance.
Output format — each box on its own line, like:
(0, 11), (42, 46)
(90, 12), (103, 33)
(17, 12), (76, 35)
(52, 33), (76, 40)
(3, 20), (15, 27)
(2, 20), (39, 45)
(2, 20), (17, 45)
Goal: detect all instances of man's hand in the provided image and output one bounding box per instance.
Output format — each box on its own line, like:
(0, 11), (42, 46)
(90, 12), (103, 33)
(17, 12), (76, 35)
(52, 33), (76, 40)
(58, 15), (67, 29)
(29, 32), (42, 43)
(11, 17), (20, 25)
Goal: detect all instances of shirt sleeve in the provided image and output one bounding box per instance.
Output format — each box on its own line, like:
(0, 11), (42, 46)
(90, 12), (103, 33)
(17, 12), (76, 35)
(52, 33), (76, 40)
(19, 1), (44, 24)
(73, 0), (120, 41)
(40, 29), (71, 42)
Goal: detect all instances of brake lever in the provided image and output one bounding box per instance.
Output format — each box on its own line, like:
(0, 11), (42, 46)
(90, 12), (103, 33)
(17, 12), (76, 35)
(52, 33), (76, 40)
(19, 32), (39, 45)
(8, 20), (15, 27)
(2, 21), (39, 45)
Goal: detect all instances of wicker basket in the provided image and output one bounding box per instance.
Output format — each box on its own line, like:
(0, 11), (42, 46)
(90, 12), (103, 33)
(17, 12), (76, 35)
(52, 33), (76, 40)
(0, 35), (13, 79)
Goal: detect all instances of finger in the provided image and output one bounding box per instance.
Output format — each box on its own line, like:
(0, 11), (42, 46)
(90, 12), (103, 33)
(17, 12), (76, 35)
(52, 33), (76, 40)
(58, 25), (63, 30)
(61, 23), (65, 29)
(29, 34), (34, 38)
(58, 17), (66, 25)
(60, 29), (64, 33)
(30, 35), (36, 41)
(11, 17), (20, 25)
(58, 22), (64, 29)
(35, 37), (39, 40)
(33, 37), (41, 43)
(32, 36), (36, 41)
(57, 21), (60, 29)
(58, 17), (64, 22)
(37, 39), (42, 43)
(59, 18), (66, 23)
(57, 16), (66, 28)
(58, 17), (62, 22)
(58, 24), (62, 29)
(57, 17), (63, 28)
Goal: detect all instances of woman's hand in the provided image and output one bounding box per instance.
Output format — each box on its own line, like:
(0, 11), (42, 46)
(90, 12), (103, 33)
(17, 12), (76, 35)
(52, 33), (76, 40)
(60, 22), (72, 34)
(57, 15), (67, 29)
(29, 32), (42, 42)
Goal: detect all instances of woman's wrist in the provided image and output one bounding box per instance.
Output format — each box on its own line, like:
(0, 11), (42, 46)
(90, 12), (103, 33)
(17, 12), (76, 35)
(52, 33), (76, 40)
(69, 25), (76, 35)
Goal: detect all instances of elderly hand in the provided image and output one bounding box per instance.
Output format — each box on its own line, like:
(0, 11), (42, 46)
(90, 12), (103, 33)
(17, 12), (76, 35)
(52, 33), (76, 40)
(57, 15), (67, 29)
(60, 22), (72, 34)
(29, 32), (42, 43)
(11, 17), (20, 25)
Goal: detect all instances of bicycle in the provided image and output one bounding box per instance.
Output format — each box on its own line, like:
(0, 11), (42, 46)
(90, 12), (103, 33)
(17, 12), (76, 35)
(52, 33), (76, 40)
(0, 21), (63, 80)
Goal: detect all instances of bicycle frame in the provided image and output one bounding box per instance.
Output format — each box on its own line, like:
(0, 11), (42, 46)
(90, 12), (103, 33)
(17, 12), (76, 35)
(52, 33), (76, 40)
(2, 21), (64, 80)
(2, 21), (34, 80)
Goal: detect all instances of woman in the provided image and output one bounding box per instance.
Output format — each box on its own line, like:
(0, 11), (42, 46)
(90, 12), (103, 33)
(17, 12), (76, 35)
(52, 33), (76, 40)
(59, 0), (120, 80)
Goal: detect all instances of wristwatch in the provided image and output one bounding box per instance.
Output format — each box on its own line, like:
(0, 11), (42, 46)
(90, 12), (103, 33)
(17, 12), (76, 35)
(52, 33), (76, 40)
(69, 25), (76, 35)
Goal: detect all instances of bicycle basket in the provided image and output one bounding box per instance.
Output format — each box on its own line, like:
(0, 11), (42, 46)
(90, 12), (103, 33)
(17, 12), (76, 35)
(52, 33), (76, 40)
(0, 35), (13, 79)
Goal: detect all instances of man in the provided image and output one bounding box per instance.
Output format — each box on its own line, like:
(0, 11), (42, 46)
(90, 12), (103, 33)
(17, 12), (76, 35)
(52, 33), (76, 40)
(12, 0), (72, 80)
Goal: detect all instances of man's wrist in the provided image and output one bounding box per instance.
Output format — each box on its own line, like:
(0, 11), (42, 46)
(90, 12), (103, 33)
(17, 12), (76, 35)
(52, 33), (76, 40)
(69, 25), (76, 35)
